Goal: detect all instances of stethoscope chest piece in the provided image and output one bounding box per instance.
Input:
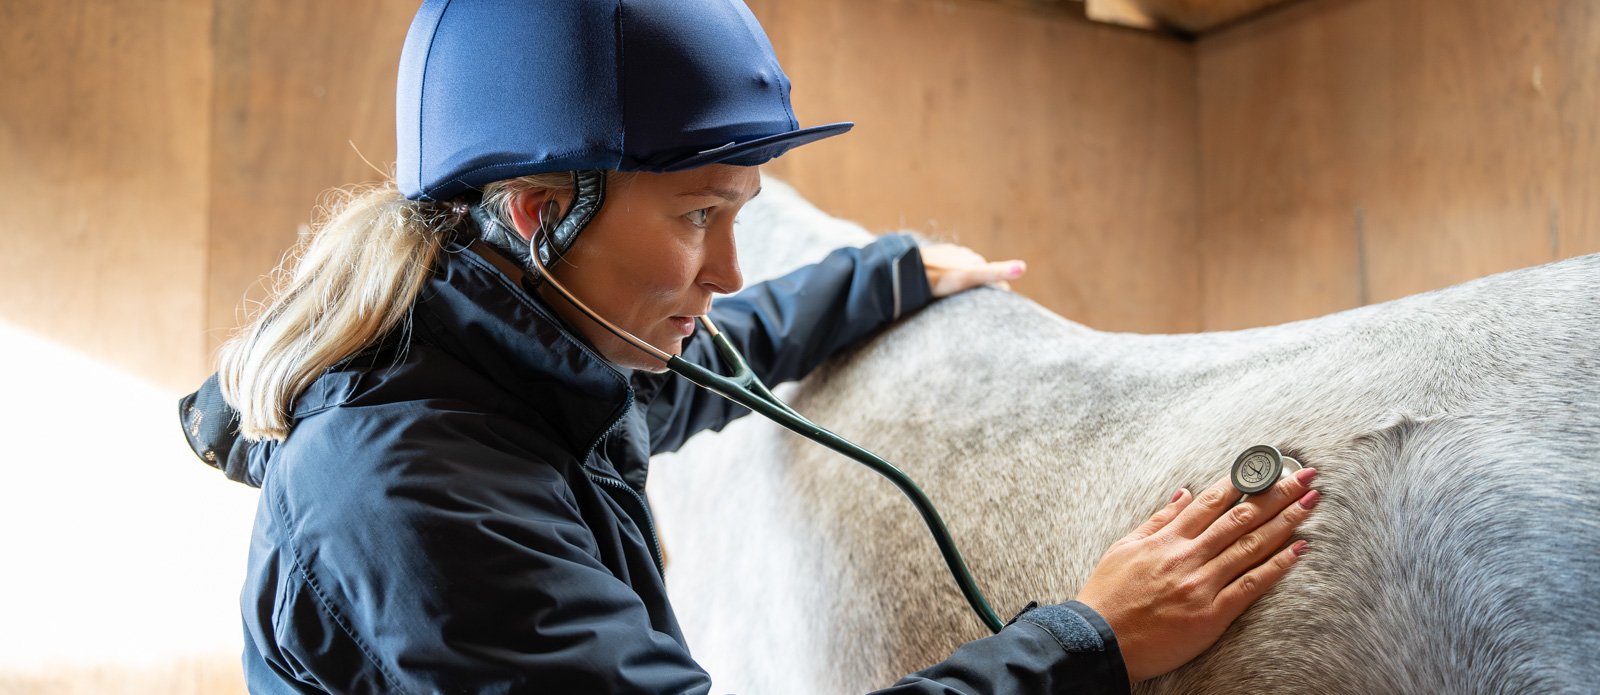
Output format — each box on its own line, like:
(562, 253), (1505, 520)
(1230, 444), (1302, 496)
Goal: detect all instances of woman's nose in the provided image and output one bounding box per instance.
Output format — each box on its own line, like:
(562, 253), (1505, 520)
(697, 225), (744, 295)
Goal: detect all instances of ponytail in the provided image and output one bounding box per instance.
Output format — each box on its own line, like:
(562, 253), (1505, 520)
(218, 182), (452, 441)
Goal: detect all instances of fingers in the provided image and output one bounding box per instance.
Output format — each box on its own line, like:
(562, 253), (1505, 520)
(1214, 540), (1308, 618)
(1202, 472), (1320, 582)
(1193, 467), (1317, 553)
(1122, 487), (1194, 544)
(1165, 475), (1244, 539)
(929, 260), (1026, 297)
(919, 241), (1027, 298)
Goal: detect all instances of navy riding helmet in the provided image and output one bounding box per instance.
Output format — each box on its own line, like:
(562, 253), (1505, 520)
(395, 0), (852, 263)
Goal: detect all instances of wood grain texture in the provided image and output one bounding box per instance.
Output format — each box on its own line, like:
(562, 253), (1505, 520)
(0, 0), (212, 391)
(205, 0), (414, 359)
(1198, 0), (1600, 330)
(750, 0), (1201, 333)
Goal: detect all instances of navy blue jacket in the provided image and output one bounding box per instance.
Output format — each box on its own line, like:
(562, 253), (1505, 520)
(180, 234), (1129, 694)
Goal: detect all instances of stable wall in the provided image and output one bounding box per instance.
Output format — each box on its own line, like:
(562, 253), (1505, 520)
(1197, 0), (1600, 330)
(751, 0), (1201, 335)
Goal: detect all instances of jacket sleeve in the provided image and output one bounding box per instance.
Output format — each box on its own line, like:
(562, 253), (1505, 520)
(635, 233), (933, 455)
(872, 602), (1132, 695)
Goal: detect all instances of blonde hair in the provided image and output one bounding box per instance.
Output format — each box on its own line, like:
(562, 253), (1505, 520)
(219, 173), (578, 441)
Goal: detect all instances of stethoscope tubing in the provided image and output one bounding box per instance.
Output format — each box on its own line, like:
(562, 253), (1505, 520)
(669, 326), (1006, 634)
(527, 242), (1007, 634)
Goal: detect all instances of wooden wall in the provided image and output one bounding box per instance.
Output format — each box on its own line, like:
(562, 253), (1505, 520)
(750, 0), (1202, 334)
(1197, 0), (1600, 330)
(206, 1), (416, 374)
(0, 0), (213, 392)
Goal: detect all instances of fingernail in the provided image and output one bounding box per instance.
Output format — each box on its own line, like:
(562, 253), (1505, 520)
(1170, 488), (1186, 504)
(1292, 540), (1310, 557)
(1006, 261), (1025, 279)
(1298, 489), (1321, 510)
(1293, 467), (1318, 485)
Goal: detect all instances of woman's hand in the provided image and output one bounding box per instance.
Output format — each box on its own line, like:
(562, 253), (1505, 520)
(1075, 470), (1321, 684)
(919, 242), (1026, 298)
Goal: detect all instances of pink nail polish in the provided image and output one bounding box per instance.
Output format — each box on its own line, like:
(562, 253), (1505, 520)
(1298, 489), (1321, 510)
(1293, 467), (1318, 485)
(1170, 488), (1186, 504)
(1292, 540), (1310, 557)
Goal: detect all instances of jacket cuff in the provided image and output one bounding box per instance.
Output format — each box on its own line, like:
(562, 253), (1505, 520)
(879, 233), (933, 320)
(1014, 601), (1132, 694)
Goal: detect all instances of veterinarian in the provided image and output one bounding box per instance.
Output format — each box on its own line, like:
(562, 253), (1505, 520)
(180, 1), (1319, 692)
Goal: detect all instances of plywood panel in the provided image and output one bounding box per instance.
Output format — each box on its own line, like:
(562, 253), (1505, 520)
(1196, 0), (1385, 330)
(1551, 1), (1600, 258)
(205, 0), (415, 357)
(1199, 0), (1600, 330)
(1362, 0), (1568, 304)
(0, 0), (212, 390)
(751, 0), (1201, 333)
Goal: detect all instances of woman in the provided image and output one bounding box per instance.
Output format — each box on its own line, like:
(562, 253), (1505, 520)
(180, 1), (1318, 692)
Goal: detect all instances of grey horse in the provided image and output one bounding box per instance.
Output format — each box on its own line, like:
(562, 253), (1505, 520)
(649, 178), (1600, 694)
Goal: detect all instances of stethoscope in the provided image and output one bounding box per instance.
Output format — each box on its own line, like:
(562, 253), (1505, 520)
(1230, 445), (1302, 500)
(519, 204), (1299, 635)
(523, 233), (1010, 633)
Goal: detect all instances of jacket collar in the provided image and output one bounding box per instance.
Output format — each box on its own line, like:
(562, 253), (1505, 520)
(413, 240), (633, 460)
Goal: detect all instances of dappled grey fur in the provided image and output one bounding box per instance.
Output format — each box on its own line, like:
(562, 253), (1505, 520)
(649, 178), (1600, 694)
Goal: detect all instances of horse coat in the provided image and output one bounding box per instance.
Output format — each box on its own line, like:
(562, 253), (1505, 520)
(648, 177), (1600, 694)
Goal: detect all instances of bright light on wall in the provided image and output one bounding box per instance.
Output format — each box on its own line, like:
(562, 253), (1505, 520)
(0, 319), (256, 677)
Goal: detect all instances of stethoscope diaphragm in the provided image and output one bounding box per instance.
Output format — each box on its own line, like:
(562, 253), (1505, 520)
(1230, 444), (1302, 496)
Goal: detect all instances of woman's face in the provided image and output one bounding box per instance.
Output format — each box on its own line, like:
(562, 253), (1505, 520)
(512, 164), (760, 372)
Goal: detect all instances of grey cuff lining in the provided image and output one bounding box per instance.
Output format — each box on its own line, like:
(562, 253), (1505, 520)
(1015, 602), (1107, 654)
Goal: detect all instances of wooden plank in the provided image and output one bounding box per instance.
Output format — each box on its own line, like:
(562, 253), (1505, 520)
(1360, 0), (1566, 305)
(1552, 1), (1600, 258)
(0, 0), (212, 391)
(753, 0), (1201, 333)
(205, 0), (415, 359)
(1198, 0), (1600, 330)
(1197, 0), (1383, 330)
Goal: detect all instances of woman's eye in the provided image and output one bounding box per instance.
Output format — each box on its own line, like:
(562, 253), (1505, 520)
(686, 208), (712, 228)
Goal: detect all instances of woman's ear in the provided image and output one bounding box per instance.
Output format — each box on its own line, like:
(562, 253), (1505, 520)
(506, 188), (552, 243)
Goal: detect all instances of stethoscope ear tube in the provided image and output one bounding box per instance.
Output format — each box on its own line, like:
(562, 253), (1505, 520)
(667, 328), (1007, 634)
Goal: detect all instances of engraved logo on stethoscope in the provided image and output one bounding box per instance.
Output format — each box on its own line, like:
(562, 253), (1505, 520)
(1239, 452), (1274, 485)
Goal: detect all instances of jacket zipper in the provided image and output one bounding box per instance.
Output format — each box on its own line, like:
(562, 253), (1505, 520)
(580, 396), (667, 577)
(586, 471), (666, 577)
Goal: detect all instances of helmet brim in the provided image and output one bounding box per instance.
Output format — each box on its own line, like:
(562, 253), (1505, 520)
(646, 121), (855, 172)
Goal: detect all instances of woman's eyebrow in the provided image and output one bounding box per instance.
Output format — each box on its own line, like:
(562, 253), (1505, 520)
(677, 186), (762, 203)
